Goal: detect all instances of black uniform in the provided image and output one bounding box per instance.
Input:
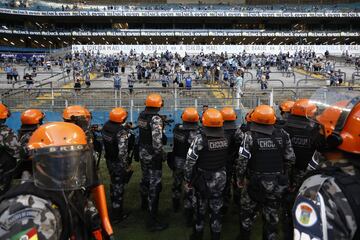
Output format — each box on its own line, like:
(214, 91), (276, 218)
(171, 123), (198, 214)
(282, 114), (319, 239)
(185, 128), (229, 239)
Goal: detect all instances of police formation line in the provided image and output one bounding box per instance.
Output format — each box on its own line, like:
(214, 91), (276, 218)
(0, 91), (359, 240)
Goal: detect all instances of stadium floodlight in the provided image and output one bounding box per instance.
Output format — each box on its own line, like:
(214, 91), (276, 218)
(49, 41), (53, 44)
(64, 41), (68, 45)
(345, 37), (349, 41)
(256, 38), (259, 41)
(150, 37), (152, 40)
(34, 40), (39, 44)
(212, 38), (215, 40)
(316, 38), (319, 40)
(332, 38), (337, 41)
(323, 41), (328, 44)
(350, 41), (355, 45)
(243, 38), (246, 41)
(20, 39), (24, 43)
(279, 42), (283, 45)
(285, 38), (289, 40)
(3, 37), (8, 41)
(226, 37), (228, 40)
(57, 37), (61, 40)
(10, 42), (14, 45)
(273, 37), (276, 41)
(251, 41), (254, 44)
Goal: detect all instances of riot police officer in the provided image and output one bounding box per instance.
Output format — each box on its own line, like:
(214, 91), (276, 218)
(0, 122), (114, 239)
(281, 99), (318, 239)
(63, 105), (114, 236)
(137, 93), (168, 231)
(220, 107), (240, 212)
(102, 107), (134, 223)
(17, 109), (45, 175)
(293, 89), (360, 240)
(0, 103), (20, 195)
(236, 105), (295, 240)
(185, 108), (228, 240)
(171, 108), (199, 223)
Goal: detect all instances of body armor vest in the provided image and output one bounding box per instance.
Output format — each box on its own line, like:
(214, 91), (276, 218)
(249, 130), (285, 173)
(138, 111), (159, 147)
(284, 115), (317, 170)
(102, 120), (124, 160)
(197, 134), (228, 171)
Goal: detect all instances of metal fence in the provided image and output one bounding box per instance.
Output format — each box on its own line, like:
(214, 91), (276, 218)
(2, 86), (359, 113)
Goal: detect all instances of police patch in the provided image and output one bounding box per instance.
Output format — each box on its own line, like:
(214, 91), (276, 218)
(295, 202), (317, 227)
(257, 137), (283, 149)
(174, 132), (186, 142)
(291, 135), (311, 148)
(208, 138), (228, 151)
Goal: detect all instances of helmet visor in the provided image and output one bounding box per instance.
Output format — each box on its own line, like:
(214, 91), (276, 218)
(309, 87), (360, 134)
(32, 144), (94, 191)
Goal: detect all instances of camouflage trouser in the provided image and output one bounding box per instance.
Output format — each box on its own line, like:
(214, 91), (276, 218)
(172, 156), (195, 210)
(106, 158), (125, 209)
(223, 163), (241, 208)
(282, 168), (307, 239)
(194, 168), (226, 234)
(240, 186), (280, 240)
(139, 147), (162, 213)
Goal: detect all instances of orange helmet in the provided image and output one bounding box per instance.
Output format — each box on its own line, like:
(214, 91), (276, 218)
(279, 101), (295, 113)
(181, 108), (199, 123)
(220, 107), (237, 121)
(202, 108), (223, 127)
(0, 103), (10, 119)
(28, 122), (93, 190)
(291, 99), (317, 117)
(245, 109), (254, 123)
(251, 105), (276, 125)
(316, 100), (360, 154)
(21, 109), (45, 125)
(145, 93), (163, 108)
(63, 105), (91, 121)
(28, 122), (87, 149)
(109, 107), (128, 123)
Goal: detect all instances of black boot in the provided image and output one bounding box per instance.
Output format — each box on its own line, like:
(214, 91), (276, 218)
(110, 203), (130, 224)
(211, 231), (221, 240)
(147, 197), (168, 232)
(184, 208), (193, 227)
(141, 195), (148, 211)
(172, 198), (180, 212)
(110, 209), (129, 224)
(189, 229), (203, 240)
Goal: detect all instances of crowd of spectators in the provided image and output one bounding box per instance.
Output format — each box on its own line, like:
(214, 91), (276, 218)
(1, 49), (357, 93)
